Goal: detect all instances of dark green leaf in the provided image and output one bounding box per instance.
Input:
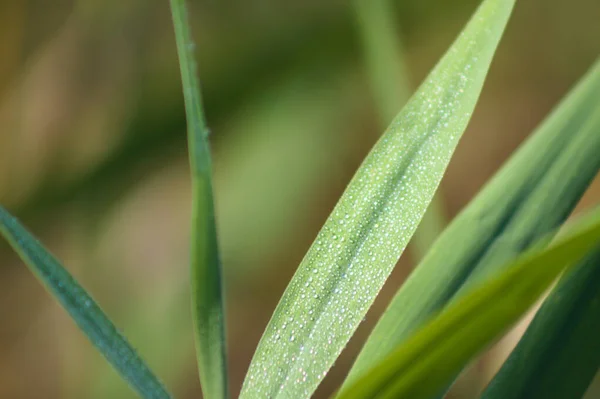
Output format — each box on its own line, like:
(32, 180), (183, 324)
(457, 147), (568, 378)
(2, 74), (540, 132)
(482, 246), (600, 399)
(346, 56), (600, 385)
(169, 1), (229, 398)
(336, 207), (600, 399)
(0, 206), (172, 399)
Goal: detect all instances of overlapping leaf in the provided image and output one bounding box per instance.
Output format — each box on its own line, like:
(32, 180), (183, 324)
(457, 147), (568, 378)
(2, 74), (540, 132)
(240, 0), (515, 397)
(346, 56), (600, 385)
(336, 206), (600, 399)
(482, 247), (600, 399)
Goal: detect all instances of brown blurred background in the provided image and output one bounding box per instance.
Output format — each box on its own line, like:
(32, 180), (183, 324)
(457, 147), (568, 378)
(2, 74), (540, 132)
(0, 0), (599, 398)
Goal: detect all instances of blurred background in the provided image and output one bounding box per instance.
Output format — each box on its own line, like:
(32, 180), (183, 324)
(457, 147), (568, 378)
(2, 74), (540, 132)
(0, 0), (599, 398)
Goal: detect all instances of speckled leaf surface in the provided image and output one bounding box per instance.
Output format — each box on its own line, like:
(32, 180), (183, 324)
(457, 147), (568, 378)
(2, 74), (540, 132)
(345, 56), (600, 388)
(240, 0), (515, 397)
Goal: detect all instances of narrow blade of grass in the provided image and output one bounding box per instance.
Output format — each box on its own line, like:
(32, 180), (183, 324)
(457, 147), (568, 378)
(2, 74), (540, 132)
(336, 206), (600, 399)
(240, 1), (515, 397)
(353, 0), (410, 121)
(345, 56), (600, 385)
(169, 1), (228, 398)
(87, 287), (192, 399)
(482, 246), (600, 399)
(0, 207), (172, 399)
(353, 0), (446, 258)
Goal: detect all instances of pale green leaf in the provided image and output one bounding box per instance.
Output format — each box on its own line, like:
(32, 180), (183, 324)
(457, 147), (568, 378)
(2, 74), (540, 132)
(346, 56), (600, 386)
(240, 0), (515, 397)
(0, 206), (172, 399)
(169, 1), (228, 398)
(353, 0), (446, 258)
(336, 206), (600, 399)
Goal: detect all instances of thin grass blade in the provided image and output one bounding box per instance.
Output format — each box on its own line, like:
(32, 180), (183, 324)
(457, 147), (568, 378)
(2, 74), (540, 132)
(241, 1), (515, 397)
(353, 0), (410, 121)
(0, 207), (172, 399)
(169, 1), (228, 398)
(482, 246), (600, 399)
(336, 206), (600, 399)
(345, 56), (600, 385)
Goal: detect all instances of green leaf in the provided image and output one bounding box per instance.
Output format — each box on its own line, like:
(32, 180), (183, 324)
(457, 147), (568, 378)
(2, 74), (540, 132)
(240, 0), (515, 397)
(482, 248), (600, 399)
(0, 207), (172, 399)
(169, 1), (229, 398)
(345, 56), (600, 385)
(335, 207), (600, 399)
(218, 67), (369, 277)
(353, 0), (446, 258)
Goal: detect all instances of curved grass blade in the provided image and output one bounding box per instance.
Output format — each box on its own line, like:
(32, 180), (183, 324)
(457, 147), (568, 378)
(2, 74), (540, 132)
(345, 56), (600, 385)
(352, 0), (410, 121)
(0, 207), (172, 399)
(169, 1), (228, 398)
(336, 206), (600, 399)
(240, 1), (515, 397)
(352, 0), (446, 258)
(86, 287), (192, 399)
(482, 246), (600, 399)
